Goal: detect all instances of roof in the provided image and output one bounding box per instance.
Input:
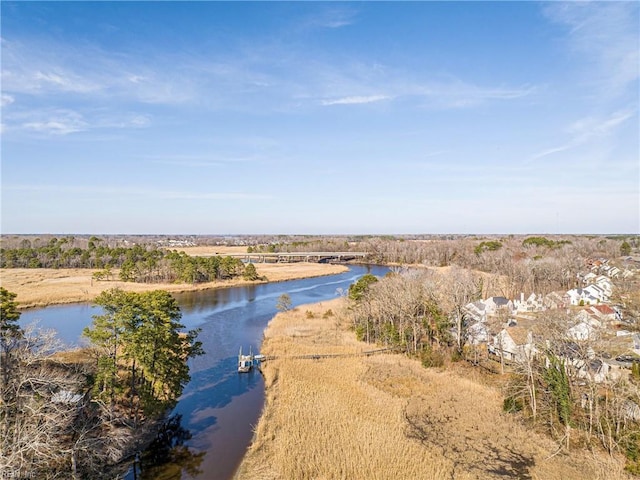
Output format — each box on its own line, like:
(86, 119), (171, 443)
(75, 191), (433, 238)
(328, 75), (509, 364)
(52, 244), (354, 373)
(592, 305), (615, 315)
(505, 326), (531, 345)
(491, 296), (510, 306)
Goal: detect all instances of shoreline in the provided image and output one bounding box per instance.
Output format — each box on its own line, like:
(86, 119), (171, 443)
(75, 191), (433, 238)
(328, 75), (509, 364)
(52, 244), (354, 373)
(235, 298), (628, 480)
(0, 263), (349, 309)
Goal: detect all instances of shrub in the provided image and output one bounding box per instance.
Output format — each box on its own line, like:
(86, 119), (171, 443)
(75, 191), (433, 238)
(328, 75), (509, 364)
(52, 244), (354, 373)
(503, 396), (524, 414)
(420, 345), (445, 368)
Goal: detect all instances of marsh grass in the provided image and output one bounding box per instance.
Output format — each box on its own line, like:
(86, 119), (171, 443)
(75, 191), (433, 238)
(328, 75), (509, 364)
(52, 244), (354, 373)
(0, 263), (347, 308)
(236, 298), (630, 480)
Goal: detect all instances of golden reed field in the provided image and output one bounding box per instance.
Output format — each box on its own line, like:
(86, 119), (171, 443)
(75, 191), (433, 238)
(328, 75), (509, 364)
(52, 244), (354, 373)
(0, 262), (347, 309)
(235, 298), (630, 480)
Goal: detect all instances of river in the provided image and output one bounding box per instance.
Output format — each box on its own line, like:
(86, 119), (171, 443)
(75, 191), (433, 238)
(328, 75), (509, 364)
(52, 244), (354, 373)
(18, 264), (389, 479)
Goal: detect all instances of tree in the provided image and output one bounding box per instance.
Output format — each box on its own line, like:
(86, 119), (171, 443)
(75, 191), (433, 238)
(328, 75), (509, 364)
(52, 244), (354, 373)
(621, 240), (632, 256)
(83, 289), (136, 407)
(276, 293), (292, 312)
(243, 262), (259, 281)
(83, 288), (203, 418)
(0, 288), (23, 453)
(348, 273), (378, 302)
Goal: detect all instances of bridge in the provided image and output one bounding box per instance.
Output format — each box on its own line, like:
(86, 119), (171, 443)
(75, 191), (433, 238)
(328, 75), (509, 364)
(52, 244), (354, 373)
(199, 251), (369, 263)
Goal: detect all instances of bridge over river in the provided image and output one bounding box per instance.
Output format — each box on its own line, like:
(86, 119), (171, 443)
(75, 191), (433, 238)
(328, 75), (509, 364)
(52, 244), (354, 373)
(198, 251), (370, 263)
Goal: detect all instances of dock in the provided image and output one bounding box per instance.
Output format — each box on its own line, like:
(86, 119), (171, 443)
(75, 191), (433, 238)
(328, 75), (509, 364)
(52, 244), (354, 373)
(237, 346), (266, 373)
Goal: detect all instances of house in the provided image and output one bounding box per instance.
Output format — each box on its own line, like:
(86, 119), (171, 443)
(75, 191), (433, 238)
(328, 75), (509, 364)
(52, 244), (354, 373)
(543, 291), (566, 310)
(467, 321), (490, 345)
(565, 288), (599, 306)
(589, 305), (616, 323)
(485, 296), (514, 316)
(606, 266), (621, 278)
(584, 284), (608, 303)
(489, 327), (534, 363)
(582, 272), (597, 285)
(567, 321), (599, 341)
(594, 275), (613, 296)
(513, 293), (544, 313)
(463, 300), (487, 323)
(575, 359), (614, 384)
(556, 342), (618, 384)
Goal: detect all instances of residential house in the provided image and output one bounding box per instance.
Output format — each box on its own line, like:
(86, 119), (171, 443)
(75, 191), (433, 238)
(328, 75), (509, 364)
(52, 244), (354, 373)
(565, 288), (599, 306)
(467, 321), (490, 345)
(513, 292), (544, 313)
(589, 305), (616, 323)
(543, 291), (566, 310)
(584, 284), (608, 303)
(484, 296), (514, 316)
(489, 326), (534, 363)
(463, 300), (487, 323)
(567, 320), (600, 341)
(556, 342), (617, 384)
(594, 275), (613, 297)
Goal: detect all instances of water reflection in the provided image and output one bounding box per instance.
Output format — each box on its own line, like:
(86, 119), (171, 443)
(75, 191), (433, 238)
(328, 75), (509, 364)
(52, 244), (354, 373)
(132, 415), (205, 480)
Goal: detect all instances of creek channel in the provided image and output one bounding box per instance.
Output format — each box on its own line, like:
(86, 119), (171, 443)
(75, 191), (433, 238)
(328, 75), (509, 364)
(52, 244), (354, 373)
(19, 264), (389, 479)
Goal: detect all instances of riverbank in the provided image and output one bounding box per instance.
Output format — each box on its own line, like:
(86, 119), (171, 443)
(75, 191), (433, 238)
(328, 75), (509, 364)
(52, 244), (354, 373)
(0, 263), (348, 309)
(235, 298), (629, 480)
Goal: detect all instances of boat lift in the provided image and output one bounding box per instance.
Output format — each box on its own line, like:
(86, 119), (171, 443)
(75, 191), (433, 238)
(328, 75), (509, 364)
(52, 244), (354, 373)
(238, 346), (266, 373)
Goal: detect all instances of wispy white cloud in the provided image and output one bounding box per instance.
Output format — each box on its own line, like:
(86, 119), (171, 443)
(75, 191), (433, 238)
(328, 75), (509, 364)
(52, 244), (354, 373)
(321, 94), (390, 106)
(415, 81), (536, 108)
(22, 110), (88, 135)
(530, 109), (635, 161)
(301, 6), (358, 29)
(5, 108), (151, 136)
(544, 2), (639, 97)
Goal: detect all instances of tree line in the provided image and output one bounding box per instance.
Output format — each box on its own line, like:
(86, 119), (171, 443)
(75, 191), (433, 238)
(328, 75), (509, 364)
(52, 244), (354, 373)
(0, 287), (203, 479)
(0, 236), (251, 284)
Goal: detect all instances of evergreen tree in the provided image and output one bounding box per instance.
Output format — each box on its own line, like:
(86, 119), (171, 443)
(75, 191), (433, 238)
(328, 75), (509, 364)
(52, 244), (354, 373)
(621, 240), (632, 256)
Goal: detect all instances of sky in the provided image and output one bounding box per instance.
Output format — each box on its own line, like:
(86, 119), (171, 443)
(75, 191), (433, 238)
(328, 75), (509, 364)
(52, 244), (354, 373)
(1, 1), (638, 235)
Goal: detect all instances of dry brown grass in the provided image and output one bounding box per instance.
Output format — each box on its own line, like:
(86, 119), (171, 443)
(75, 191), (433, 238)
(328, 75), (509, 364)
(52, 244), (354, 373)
(235, 298), (630, 480)
(0, 263), (347, 309)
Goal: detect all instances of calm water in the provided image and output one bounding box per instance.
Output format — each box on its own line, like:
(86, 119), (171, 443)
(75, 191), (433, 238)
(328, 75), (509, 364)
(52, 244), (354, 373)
(19, 265), (389, 479)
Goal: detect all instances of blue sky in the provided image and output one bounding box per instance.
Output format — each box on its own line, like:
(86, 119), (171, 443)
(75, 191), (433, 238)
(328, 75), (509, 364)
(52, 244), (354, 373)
(1, 1), (638, 234)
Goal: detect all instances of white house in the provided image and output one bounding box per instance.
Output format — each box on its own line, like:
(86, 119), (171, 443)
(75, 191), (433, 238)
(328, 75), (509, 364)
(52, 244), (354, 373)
(467, 322), (490, 345)
(463, 301), (487, 323)
(513, 292), (544, 313)
(567, 321), (599, 341)
(565, 288), (599, 306)
(489, 327), (534, 363)
(584, 284), (608, 303)
(594, 275), (613, 296)
(484, 296), (514, 316)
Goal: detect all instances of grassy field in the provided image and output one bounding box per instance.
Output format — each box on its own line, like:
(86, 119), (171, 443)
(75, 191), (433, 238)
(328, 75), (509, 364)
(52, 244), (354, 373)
(235, 298), (630, 480)
(0, 263), (347, 309)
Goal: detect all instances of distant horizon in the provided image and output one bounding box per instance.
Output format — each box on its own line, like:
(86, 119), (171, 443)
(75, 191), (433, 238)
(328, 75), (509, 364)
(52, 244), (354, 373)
(1, 232), (638, 237)
(2, 2), (638, 233)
